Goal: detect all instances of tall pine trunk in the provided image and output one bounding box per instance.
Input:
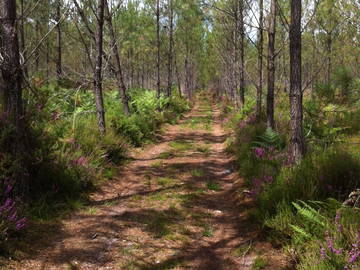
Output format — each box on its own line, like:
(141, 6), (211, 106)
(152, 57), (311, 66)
(94, 0), (106, 135)
(289, 0), (305, 162)
(166, 0), (174, 98)
(156, 0), (161, 98)
(266, 0), (276, 129)
(19, 0), (28, 78)
(56, 0), (62, 81)
(0, 0), (28, 196)
(256, 0), (263, 119)
(238, 0), (245, 107)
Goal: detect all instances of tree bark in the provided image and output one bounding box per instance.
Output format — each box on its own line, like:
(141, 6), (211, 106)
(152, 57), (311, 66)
(289, 0), (305, 163)
(0, 0), (28, 196)
(185, 47), (191, 99)
(267, 0), (276, 129)
(35, 20), (40, 72)
(174, 50), (182, 96)
(94, 0), (106, 135)
(56, 0), (62, 81)
(19, 0), (28, 78)
(104, 0), (130, 115)
(326, 31), (332, 84)
(156, 0), (161, 98)
(238, 0), (245, 107)
(166, 0), (174, 97)
(256, 0), (263, 119)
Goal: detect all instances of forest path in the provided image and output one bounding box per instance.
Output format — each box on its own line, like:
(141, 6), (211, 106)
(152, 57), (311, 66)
(8, 92), (290, 270)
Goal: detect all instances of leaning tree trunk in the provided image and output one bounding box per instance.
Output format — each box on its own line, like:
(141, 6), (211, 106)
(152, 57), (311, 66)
(94, 0), (106, 135)
(267, 0), (276, 129)
(256, 0), (263, 119)
(289, 0), (305, 163)
(0, 0), (28, 196)
(104, 0), (130, 115)
(55, 0), (62, 81)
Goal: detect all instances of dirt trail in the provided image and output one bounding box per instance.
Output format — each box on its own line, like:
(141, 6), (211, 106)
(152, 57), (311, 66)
(7, 93), (290, 270)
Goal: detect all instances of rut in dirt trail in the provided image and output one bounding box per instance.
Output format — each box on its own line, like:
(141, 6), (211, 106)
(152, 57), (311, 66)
(9, 93), (290, 270)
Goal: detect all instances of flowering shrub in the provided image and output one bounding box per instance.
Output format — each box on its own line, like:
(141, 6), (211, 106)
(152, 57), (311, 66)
(316, 210), (360, 269)
(250, 175), (274, 197)
(287, 203), (360, 270)
(0, 180), (27, 243)
(253, 147), (266, 159)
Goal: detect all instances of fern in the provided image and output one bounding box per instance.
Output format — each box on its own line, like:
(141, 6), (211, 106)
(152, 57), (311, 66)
(252, 127), (283, 149)
(290, 224), (312, 239)
(292, 201), (326, 227)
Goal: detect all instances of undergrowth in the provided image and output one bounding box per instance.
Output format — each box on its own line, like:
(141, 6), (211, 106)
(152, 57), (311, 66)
(0, 83), (189, 252)
(222, 70), (360, 269)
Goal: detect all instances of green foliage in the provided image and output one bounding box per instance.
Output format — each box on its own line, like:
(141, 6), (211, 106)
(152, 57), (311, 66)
(110, 89), (189, 146)
(206, 181), (220, 191)
(202, 224), (214, 237)
(1, 85), (188, 222)
(315, 83), (335, 103)
(333, 66), (357, 104)
(253, 127), (284, 150)
(230, 117), (266, 180)
(257, 148), (360, 217)
(252, 257), (268, 270)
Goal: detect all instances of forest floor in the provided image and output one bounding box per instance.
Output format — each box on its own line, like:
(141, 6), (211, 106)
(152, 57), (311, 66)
(5, 93), (292, 270)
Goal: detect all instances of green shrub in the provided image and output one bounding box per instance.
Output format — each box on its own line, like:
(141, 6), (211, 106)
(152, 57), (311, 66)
(231, 119), (266, 180)
(4, 86), (188, 221)
(258, 148), (360, 217)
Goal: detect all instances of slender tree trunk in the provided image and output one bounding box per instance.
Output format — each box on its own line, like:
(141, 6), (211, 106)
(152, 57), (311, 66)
(166, 0), (174, 97)
(46, 34), (50, 79)
(232, 25), (237, 104)
(174, 50), (182, 96)
(56, 0), (62, 81)
(104, 0), (130, 115)
(0, 0), (28, 196)
(185, 47), (191, 99)
(156, 0), (161, 98)
(326, 31), (332, 84)
(141, 65), (145, 88)
(94, 0), (106, 135)
(35, 20), (40, 72)
(256, 0), (263, 119)
(19, 0), (28, 78)
(289, 0), (305, 163)
(267, 0), (276, 129)
(238, 0), (245, 107)
(282, 30), (288, 93)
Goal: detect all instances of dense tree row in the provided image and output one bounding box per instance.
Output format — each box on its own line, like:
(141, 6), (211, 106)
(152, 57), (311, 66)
(1, 0), (360, 193)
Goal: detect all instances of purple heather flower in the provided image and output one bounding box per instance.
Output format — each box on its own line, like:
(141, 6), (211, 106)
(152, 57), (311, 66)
(0, 198), (14, 212)
(335, 211), (343, 233)
(254, 147), (266, 159)
(326, 237), (343, 255)
(7, 209), (18, 221)
(4, 184), (13, 196)
(348, 250), (360, 263)
(263, 175), (274, 183)
(15, 217), (27, 230)
(320, 245), (327, 259)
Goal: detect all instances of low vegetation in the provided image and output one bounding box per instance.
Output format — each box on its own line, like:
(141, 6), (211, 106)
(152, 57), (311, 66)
(224, 68), (360, 269)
